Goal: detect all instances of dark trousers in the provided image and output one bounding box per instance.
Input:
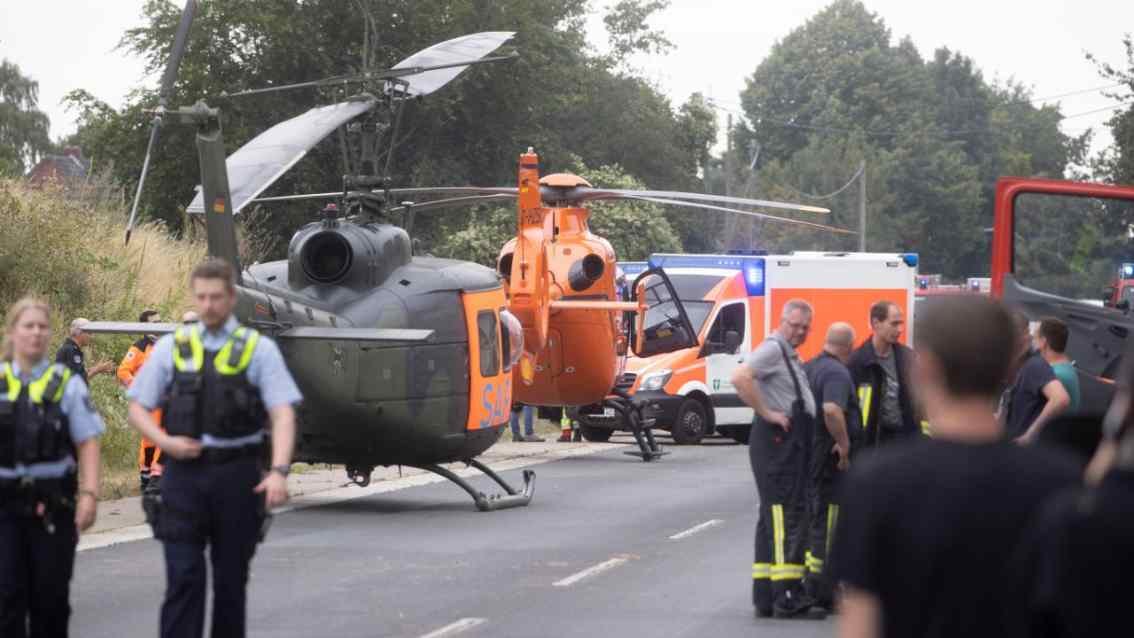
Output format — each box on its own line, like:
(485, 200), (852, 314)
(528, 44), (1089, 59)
(750, 415), (812, 613)
(804, 446), (840, 604)
(0, 505), (77, 638)
(158, 456), (262, 638)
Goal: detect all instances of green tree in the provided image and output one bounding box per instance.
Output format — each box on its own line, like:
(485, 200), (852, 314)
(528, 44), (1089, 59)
(66, 0), (706, 257)
(732, 0), (1078, 278)
(0, 60), (52, 176)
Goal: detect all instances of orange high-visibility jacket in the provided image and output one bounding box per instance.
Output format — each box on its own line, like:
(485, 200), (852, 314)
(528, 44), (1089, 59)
(117, 336), (156, 387)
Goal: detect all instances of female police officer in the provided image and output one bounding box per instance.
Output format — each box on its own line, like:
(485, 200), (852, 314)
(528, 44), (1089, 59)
(1, 297), (103, 637)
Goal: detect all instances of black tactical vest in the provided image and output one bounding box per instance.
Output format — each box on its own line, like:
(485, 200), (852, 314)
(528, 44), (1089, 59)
(161, 325), (267, 440)
(0, 363), (73, 468)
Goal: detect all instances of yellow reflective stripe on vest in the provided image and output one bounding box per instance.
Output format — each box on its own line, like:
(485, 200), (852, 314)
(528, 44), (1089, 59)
(2, 363), (69, 404)
(752, 562), (771, 580)
(29, 365), (70, 404)
(214, 327), (260, 375)
(173, 326), (205, 373)
(857, 384), (873, 429)
(920, 420), (932, 437)
(173, 325), (260, 376)
(1, 363), (18, 401)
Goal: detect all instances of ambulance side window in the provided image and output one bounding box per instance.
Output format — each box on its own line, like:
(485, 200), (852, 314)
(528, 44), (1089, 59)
(706, 302), (745, 354)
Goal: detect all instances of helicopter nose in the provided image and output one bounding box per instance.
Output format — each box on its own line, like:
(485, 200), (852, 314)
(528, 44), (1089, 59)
(568, 254), (605, 292)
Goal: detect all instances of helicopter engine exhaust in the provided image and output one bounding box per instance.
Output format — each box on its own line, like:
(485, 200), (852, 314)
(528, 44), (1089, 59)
(568, 254), (605, 292)
(302, 231), (353, 283)
(498, 252), (514, 279)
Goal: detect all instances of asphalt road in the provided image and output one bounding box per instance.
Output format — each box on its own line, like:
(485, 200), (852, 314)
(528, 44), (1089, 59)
(73, 437), (835, 637)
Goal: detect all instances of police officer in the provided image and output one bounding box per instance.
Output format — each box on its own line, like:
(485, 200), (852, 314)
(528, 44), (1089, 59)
(126, 258), (302, 638)
(731, 298), (820, 619)
(54, 318), (114, 385)
(1, 297), (104, 638)
(801, 322), (859, 610)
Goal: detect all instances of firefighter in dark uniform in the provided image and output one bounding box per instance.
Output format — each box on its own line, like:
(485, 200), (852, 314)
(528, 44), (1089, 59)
(801, 322), (859, 610)
(126, 259), (301, 638)
(731, 299), (820, 619)
(848, 300), (925, 445)
(1, 297), (104, 638)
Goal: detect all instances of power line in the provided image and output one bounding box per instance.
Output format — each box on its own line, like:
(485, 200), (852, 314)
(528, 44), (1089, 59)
(776, 163), (864, 200)
(706, 98), (1132, 139)
(1032, 82), (1127, 102)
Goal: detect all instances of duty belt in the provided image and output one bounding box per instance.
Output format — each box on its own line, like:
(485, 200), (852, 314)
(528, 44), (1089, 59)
(197, 445), (263, 465)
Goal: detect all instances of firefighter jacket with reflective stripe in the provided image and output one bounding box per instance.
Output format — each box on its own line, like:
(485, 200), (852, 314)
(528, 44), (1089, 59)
(117, 335), (156, 387)
(161, 325), (266, 439)
(848, 340), (920, 440)
(0, 363), (73, 468)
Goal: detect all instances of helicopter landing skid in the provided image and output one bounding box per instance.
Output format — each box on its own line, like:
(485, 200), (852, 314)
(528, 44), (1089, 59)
(414, 459), (536, 512)
(605, 395), (668, 462)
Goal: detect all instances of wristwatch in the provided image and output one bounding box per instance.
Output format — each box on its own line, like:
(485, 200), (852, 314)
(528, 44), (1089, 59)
(270, 464), (291, 478)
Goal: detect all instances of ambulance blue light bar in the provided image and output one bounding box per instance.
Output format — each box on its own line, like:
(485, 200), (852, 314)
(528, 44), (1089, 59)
(618, 261), (649, 275)
(1122, 262), (1134, 279)
(646, 253), (765, 296)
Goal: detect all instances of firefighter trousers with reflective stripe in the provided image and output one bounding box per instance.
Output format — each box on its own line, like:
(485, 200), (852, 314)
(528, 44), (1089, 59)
(805, 447), (840, 604)
(749, 416), (810, 613)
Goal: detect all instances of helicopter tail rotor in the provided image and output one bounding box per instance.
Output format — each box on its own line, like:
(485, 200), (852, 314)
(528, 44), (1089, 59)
(125, 0), (198, 245)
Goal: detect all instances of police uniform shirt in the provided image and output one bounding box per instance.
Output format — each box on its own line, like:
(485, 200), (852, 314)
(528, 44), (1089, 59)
(126, 316), (303, 447)
(0, 358), (105, 479)
(55, 337), (87, 384)
(831, 439), (1079, 638)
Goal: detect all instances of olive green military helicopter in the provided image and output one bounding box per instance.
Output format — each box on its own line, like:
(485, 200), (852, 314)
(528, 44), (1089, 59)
(86, 1), (841, 509)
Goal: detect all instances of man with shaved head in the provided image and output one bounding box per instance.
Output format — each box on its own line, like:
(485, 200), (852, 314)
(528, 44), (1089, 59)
(802, 321), (860, 610)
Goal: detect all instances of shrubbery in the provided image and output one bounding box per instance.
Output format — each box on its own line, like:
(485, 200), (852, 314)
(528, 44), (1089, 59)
(0, 174), (204, 497)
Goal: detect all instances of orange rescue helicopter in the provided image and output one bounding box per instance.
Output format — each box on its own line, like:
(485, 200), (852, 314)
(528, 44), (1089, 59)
(389, 150), (850, 459)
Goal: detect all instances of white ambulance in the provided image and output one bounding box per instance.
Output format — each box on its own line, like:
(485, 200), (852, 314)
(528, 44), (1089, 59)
(578, 251), (918, 444)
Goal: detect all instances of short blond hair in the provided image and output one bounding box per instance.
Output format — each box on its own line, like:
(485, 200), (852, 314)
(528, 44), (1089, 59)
(2, 297), (51, 362)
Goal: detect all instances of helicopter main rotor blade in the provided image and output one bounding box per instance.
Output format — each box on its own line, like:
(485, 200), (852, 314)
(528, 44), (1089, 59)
(82, 321), (180, 336)
(186, 98), (378, 215)
(566, 188), (831, 215)
(386, 194), (516, 214)
(249, 187), (518, 206)
(390, 32), (516, 97)
(222, 32), (516, 99)
(611, 195), (855, 234)
(276, 327), (435, 343)
(125, 0), (197, 244)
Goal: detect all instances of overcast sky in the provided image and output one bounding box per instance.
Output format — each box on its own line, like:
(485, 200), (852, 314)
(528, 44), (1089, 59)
(3, 0), (1132, 158)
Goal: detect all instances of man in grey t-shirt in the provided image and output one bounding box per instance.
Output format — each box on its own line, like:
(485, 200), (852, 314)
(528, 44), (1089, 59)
(732, 299), (821, 619)
(878, 350), (902, 430)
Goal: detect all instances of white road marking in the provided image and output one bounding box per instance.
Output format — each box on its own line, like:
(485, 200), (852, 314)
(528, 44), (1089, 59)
(553, 555), (633, 587)
(78, 443), (617, 552)
(668, 518), (723, 540)
(419, 617), (487, 638)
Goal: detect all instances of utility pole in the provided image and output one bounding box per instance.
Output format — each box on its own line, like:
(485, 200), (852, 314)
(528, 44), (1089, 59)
(858, 159), (867, 252)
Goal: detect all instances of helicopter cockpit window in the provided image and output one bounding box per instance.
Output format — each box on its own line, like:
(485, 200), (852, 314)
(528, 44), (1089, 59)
(499, 309), (523, 372)
(477, 310), (500, 377)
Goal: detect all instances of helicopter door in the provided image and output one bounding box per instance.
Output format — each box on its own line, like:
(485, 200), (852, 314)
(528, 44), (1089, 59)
(630, 268), (698, 358)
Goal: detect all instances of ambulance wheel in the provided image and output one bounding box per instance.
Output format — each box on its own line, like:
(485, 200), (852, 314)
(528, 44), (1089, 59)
(579, 425), (614, 442)
(672, 399), (708, 445)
